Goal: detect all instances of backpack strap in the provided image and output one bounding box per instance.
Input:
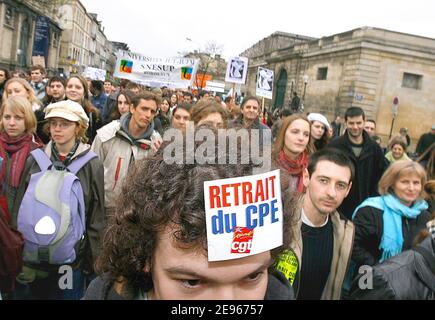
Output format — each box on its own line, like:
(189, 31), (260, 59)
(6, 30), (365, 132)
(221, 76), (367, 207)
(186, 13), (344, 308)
(30, 149), (52, 171)
(67, 151), (98, 175)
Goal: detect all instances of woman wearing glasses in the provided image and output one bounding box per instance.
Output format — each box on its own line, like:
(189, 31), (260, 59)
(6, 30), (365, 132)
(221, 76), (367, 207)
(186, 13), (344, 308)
(12, 100), (105, 300)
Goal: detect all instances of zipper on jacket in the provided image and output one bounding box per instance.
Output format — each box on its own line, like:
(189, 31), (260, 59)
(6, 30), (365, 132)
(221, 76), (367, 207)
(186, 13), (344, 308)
(112, 157), (123, 191)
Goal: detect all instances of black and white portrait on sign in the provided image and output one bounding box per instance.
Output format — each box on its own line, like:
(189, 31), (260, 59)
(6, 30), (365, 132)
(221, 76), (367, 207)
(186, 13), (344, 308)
(230, 58), (244, 78)
(225, 56), (249, 84)
(256, 67), (274, 99)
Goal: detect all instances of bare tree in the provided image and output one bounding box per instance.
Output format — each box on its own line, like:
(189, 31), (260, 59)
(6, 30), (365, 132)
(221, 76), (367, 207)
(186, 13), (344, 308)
(203, 41), (224, 58)
(192, 41), (224, 90)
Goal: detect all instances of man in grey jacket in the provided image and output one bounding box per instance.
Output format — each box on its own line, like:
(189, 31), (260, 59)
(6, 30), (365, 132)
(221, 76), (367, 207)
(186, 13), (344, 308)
(91, 92), (162, 215)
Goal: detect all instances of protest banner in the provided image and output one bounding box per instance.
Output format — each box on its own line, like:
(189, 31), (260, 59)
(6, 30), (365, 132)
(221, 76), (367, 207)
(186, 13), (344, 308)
(205, 81), (225, 93)
(114, 50), (199, 89)
(204, 170), (282, 262)
(82, 67), (106, 81)
(256, 67), (274, 99)
(225, 56), (249, 84)
(32, 16), (50, 67)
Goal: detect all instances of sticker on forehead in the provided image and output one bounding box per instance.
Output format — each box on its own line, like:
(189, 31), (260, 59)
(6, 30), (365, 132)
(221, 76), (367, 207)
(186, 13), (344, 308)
(204, 170), (283, 262)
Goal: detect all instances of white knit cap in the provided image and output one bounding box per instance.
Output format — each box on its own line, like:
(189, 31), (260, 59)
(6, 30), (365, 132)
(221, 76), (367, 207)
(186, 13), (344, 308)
(307, 113), (330, 129)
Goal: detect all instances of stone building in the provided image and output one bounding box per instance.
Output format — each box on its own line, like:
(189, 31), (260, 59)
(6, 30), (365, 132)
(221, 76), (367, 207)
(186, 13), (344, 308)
(0, 0), (118, 77)
(241, 27), (435, 145)
(0, 0), (62, 74)
(56, 1), (117, 77)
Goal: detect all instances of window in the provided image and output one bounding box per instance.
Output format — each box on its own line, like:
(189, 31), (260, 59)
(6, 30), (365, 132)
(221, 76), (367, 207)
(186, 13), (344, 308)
(317, 67), (328, 80)
(402, 72), (422, 90)
(52, 32), (60, 47)
(4, 6), (15, 27)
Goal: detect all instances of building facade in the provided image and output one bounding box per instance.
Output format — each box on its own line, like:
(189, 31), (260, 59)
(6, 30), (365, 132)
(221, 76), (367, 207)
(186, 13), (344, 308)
(0, 0), (62, 74)
(55, 0), (116, 77)
(57, 0), (93, 75)
(0, 0), (118, 77)
(242, 27), (435, 144)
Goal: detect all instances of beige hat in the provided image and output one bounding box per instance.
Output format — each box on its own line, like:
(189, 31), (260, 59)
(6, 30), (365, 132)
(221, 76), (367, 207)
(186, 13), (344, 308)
(45, 100), (89, 128)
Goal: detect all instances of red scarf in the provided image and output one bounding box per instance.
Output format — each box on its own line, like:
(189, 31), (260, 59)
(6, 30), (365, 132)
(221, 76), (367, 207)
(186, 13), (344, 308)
(277, 150), (308, 193)
(0, 133), (34, 188)
(0, 133), (40, 222)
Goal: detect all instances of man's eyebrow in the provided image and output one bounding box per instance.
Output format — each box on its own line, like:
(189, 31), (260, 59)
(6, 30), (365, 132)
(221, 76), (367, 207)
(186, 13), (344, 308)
(164, 258), (273, 281)
(316, 175), (350, 185)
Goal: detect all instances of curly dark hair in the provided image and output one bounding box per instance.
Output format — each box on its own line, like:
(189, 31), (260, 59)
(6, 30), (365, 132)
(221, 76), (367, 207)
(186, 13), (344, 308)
(95, 125), (295, 296)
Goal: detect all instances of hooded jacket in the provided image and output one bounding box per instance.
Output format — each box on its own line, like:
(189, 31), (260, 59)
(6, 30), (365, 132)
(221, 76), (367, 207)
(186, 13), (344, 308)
(91, 115), (162, 209)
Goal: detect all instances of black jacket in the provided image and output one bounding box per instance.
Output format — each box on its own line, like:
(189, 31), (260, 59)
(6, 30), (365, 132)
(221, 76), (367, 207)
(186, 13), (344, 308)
(83, 271), (295, 300)
(352, 206), (431, 268)
(328, 130), (388, 219)
(350, 236), (435, 300)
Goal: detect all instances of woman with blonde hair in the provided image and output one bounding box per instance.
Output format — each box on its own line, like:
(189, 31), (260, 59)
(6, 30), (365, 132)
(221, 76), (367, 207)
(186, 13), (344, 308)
(0, 96), (42, 294)
(0, 97), (41, 225)
(2, 77), (41, 112)
(352, 160), (431, 269)
(273, 114), (314, 194)
(12, 99), (105, 300)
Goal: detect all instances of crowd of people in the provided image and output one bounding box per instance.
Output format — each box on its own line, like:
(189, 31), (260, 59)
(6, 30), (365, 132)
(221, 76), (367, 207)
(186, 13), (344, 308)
(0, 65), (434, 301)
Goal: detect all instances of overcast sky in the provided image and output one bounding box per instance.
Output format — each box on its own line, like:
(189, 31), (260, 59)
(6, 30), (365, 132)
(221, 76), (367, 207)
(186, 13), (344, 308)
(81, 0), (435, 59)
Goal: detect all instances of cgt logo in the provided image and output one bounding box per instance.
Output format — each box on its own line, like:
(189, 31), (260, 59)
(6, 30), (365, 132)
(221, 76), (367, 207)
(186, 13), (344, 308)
(181, 67), (192, 80)
(231, 226), (254, 254)
(120, 60), (133, 73)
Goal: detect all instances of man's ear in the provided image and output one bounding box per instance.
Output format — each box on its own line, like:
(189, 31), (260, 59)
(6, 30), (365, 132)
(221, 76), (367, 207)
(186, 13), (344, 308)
(302, 168), (310, 188)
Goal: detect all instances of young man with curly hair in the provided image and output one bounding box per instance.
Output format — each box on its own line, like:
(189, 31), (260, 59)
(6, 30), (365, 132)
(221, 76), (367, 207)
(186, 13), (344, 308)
(84, 125), (295, 300)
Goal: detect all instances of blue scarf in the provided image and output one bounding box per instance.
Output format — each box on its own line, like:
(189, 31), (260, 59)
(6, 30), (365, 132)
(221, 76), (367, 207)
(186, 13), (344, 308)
(352, 194), (428, 263)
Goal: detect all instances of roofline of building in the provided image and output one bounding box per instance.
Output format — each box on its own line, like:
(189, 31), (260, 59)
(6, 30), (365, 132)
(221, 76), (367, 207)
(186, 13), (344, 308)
(240, 31), (317, 56)
(337, 26), (435, 42)
(242, 26), (435, 58)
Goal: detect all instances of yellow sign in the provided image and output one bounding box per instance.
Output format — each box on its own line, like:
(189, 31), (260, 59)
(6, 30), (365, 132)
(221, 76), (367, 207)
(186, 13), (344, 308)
(274, 249), (299, 285)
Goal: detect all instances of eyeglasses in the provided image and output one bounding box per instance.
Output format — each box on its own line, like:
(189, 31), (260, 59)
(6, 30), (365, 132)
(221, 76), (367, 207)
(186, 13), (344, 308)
(49, 120), (75, 129)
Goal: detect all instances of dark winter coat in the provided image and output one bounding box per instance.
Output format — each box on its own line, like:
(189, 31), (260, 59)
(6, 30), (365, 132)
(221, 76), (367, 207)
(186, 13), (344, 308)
(328, 130), (388, 219)
(352, 206), (431, 268)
